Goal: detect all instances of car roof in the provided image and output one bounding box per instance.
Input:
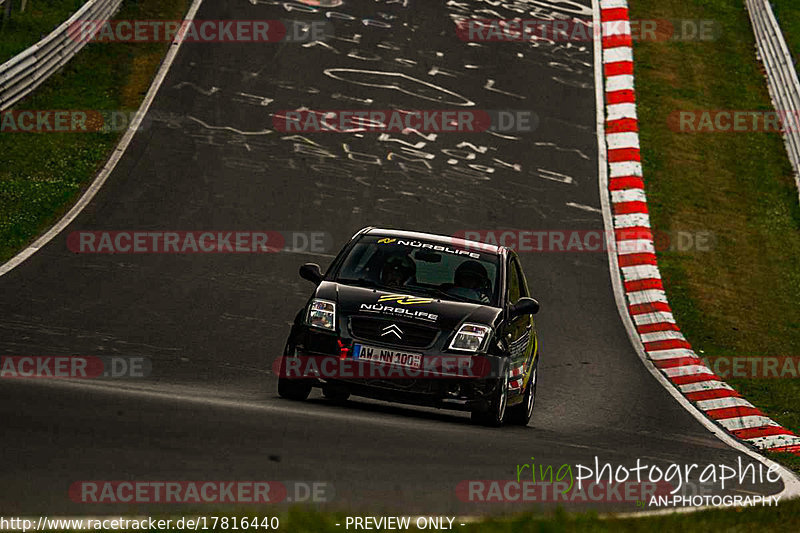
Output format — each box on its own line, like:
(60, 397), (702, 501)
(362, 227), (502, 255)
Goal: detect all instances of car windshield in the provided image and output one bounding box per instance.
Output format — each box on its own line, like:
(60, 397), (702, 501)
(334, 235), (500, 306)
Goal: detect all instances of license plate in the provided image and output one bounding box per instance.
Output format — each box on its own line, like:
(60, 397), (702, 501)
(352, 344), (423, 370)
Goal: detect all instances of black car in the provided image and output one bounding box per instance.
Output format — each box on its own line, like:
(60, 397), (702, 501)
(277, 227), (540, 426)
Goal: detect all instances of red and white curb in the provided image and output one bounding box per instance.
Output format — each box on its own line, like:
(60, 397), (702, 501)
(599, 0), (800, 455)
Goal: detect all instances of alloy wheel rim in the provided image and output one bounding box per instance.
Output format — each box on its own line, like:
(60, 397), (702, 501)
(526, 368), (537, 416)
(498, 370), (508, 421)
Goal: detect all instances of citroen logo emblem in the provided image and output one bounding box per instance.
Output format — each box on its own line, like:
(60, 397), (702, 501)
(381, 324), (403, 339)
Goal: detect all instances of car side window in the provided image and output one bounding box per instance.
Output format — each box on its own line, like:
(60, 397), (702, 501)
(507, 258), (521, 304)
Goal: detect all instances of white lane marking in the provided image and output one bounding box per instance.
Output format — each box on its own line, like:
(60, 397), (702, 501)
(617, 239), (655, 255)
(647, 348), (695, 361)
(747, 435), (800, 449)
(592, 0), (800, 501)
(609, 161), (643, 177)
(639, 330), (686, 343)
(614, 213), (651, 228)
(621, 264), (662, 282)
(606, 131), (640, 149)
(661, 365), (713, 378)
(0, 0), (207, 277)
(611, 188), (647, 203)
(632, 312), (677, 326)
(603, 47), (633, 64)
(602, 20), (632, 36)
(679, 380), (734, 394)
(606, 74), (635, 92)
(696, 397), (754, 411)
(716, 416), (780, 431)
(627, 289), (668, 306)
(606, 102), (638, 121)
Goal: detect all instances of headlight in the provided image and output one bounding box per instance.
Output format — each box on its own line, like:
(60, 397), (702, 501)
(307, 299), (336, 330)
(449, 323), (492, 352)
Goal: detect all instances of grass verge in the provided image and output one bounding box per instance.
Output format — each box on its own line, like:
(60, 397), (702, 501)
(771, 0), (800, 65)
(0, 0), (189, 263)
(629, 0), (800, 470)
(0, 0), (87, 64)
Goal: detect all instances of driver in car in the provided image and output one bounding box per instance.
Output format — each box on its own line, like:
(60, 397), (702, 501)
(380, 253), (416, 288)
(451, 260), (491, 303)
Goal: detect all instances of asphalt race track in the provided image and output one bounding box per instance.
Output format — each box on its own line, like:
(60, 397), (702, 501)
(0, 0), (788, 517)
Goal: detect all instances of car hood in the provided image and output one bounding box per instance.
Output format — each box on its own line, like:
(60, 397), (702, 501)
(314, 281), (502, 331)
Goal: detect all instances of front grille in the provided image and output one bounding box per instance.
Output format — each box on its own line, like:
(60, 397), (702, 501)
(349, 316), (439, 348)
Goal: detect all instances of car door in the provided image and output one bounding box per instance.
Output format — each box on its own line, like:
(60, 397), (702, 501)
(516, 256), (538, 372)
(503, 254), (536, 399)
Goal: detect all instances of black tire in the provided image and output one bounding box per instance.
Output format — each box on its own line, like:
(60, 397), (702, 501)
(278, 376), (313, 400)
(471, 359), (509, 427)
(508, 359), (538, 426)
(277, 354), (312, 401)
(322, 383), (350, 402)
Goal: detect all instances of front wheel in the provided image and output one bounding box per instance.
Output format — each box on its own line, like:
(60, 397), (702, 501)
(471, 359), (509, 427)
(278, 376), (312, 400)
(277, 354), (312, 401)
(508, 359), (537, 426)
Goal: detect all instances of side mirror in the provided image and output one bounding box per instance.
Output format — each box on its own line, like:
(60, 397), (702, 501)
(510, 297), (540, 318)
(299, 263), (323, 285)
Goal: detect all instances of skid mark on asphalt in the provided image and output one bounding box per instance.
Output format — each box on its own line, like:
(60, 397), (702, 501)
(187, 116), (273, 135)
(159, 0), (600, 223)
(172, 82), (221, 96)
(567, 202), (603, 214)
(323, 69), (476, 106)
(534, 142), (592, 161)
